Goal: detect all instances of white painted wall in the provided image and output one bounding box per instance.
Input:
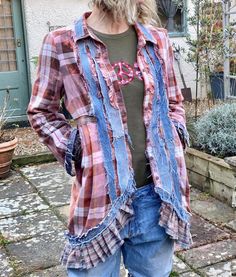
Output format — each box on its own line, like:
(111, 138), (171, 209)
(170, 0), (202, 100)
(231, 0), (236, 21)
(22, 0), (202, 98)
(23, 0), (91, 82)
(170, 37), (202, 100)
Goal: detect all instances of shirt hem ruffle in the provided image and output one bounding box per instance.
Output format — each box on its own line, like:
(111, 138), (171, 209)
(60, 186), (192, 269)
(60, 187), (135, 269)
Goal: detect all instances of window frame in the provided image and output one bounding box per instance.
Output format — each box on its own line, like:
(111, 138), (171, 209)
(158, 0), (188, 38)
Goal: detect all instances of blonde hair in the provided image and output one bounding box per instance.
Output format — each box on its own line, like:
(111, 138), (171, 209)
(90, 0), (160, 26)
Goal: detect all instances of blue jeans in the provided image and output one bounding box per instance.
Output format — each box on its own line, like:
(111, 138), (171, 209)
(67, 183), (174, 277)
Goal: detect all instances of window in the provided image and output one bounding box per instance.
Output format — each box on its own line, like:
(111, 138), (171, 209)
(156, 0), (186, 36)
(0, 0), (17, 72)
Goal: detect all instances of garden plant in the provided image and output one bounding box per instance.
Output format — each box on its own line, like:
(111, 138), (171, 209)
(194, 103), (236, 158)
(0, 96), (18, 178)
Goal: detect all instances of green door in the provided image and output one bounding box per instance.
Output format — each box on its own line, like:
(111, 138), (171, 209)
(0, 0), (29, 121)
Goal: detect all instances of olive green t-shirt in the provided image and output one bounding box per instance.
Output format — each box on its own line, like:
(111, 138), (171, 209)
(91, 26), (153, 188)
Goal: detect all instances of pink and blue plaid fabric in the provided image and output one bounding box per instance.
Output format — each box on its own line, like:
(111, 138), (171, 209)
(27, 12), (192, 269)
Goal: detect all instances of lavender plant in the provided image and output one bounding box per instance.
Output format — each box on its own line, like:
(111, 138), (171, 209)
(194, 103), (236, 158)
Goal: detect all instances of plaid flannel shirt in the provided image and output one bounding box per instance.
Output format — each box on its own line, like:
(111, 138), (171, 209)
(27, 12), (192, 269)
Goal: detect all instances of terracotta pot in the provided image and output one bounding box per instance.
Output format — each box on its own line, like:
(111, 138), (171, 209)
(0, 137), (18, 178)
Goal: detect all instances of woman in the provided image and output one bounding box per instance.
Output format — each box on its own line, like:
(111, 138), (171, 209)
(27, 0), (192, 276)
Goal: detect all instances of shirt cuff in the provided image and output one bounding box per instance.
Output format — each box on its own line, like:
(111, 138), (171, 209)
(64, 128), (81, 176)
(172, 120), (190, 151)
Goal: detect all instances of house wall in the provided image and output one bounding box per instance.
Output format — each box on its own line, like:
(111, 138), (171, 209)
(22, 0), (90, 82)
(232, 0), (236, 20)
(22, 0), (204, 99)
(171, 0), (204, 99)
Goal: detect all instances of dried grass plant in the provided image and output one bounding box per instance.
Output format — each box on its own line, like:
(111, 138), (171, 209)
(0, 95), (16, 143)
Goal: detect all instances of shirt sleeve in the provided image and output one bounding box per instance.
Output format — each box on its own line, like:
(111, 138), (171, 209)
(164, 30), (190, 150)
(27, 32), (80, 175)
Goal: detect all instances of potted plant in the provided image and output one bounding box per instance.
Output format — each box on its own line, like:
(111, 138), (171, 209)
(203, 2), (224, 99)
(203, 1), (236, 99)
(0, 96), (18, 178)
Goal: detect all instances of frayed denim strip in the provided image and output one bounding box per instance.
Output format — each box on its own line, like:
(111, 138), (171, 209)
(77, 42), (117, 202)
(89, 42), (131, 194)
(154, 53), (182, 200)
(142, 47), (172, 194)
(155, 187), (190, 222)
(142, 45), (189, 223)
(136, 23), (156, 44)
(146, 45), (183, 201)
(65, 127), (78, 176)
(74, 17), (85, 39)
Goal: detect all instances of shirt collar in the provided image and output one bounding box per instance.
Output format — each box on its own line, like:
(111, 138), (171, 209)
(72, 12), (157, 47)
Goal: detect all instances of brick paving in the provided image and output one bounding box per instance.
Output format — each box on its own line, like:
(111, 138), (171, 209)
(0, 162), (235, 277)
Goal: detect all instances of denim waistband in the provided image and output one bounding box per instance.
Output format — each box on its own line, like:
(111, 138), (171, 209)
(133, 182), (157, 198)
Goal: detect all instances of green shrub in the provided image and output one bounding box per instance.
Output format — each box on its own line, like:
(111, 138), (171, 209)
(194, 103), (236, 158)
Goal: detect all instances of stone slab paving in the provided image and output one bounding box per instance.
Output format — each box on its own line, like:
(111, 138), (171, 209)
(190, 187), (203, 201)
(0, 170), (26, 186)
(200, 259), (236, 277)
(0, 210), (65, 242)
(21, 163), (73, 207)
(190, 188), (236, 231)
(26, 265), (67, 277)
(179, 239), (236, 269)
(0, 247), (14, 277)
(0, 164), (235, 277)
(6, 231), (66, 276)
(224, 156), (236, 167)
(40, 186), (71, 207)
(20, 162), (64, 177)
(56, 205), (70, 224)
(0, 171), (35, 199)
(0, 193), (49, 219)
(20, 163), (72, 190)
(179, 272), (201, 276)
(227, 219), (236, 232)
(200, 259), (236, 276)
(172, 255), (191, 274)
(25, 172), (72, 192)
(190, 213), (230, 248)
(25, 264), (128, 277)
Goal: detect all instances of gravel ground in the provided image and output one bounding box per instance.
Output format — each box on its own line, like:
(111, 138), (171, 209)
(3, 127), (48, 156)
